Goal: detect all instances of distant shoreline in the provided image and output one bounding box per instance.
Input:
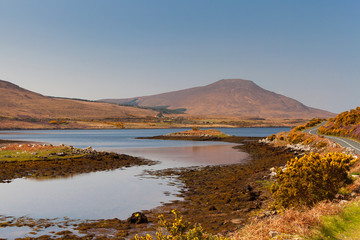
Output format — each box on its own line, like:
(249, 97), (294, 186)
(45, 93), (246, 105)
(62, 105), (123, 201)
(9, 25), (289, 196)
(0, 125), (292, 131)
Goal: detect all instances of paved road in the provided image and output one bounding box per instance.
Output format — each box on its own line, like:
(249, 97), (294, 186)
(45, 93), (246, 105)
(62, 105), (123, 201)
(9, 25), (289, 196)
(304, 122), (360, 155)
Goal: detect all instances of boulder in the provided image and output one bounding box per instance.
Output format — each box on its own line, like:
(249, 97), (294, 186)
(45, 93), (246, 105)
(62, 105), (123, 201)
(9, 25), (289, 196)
(127, 212), (148, 224)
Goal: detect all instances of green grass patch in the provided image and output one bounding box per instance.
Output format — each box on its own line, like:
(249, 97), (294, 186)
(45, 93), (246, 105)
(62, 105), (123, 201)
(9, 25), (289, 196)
(216, 133), (231, 138)
(309, 200), (360, 240)
(0, 146), (85, 162)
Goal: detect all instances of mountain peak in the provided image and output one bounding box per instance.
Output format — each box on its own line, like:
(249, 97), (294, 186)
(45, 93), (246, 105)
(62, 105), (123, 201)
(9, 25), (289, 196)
(211, 78), (255, 86)
(101, 79), (334, 118)
(207, 79), (260, 90)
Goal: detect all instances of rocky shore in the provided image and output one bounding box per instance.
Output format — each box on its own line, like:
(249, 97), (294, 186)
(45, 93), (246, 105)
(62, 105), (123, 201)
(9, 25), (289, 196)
(0, 135), (297, 239)
(141, 139), (297, 235)
(0, 143), (156, 183)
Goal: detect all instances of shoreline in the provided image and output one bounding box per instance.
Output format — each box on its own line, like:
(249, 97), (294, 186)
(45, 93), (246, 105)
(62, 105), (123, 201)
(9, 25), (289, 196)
(135, 137), (298, 235)
(0, 135), (297, 239)
(0, 125), (291, 131)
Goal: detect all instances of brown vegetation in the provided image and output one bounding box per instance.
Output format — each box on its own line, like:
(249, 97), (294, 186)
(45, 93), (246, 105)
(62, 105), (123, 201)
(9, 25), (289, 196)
(143, 139), (297, 235)
(0, 80), (155, 121)
(267, 127), (344, 155)
(232, 201), (343, 240)
(234, 116), (360, 239)
(0, 144), (156, 183)
(319, 106), (360, 141)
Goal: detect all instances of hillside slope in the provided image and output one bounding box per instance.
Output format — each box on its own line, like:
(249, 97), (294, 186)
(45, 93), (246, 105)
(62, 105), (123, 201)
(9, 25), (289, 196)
(102, 79), (334, 118)
(319, 107), (360, 141)
(0, 80), (155, 119)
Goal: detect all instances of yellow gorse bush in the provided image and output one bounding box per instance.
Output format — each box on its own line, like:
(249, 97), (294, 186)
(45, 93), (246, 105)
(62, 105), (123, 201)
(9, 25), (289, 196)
(271, 152), (355, 208)
(135, 210), (230, 240)
(318, 107), (360, 141)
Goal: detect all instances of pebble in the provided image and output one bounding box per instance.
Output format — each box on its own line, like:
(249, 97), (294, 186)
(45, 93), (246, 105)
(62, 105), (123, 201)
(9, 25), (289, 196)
(230, 218), (243, 224)
(268, 230), (279, 238)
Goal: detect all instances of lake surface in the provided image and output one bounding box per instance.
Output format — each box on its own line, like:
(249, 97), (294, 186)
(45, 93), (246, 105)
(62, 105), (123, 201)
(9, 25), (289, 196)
(0, 128), (289, 220)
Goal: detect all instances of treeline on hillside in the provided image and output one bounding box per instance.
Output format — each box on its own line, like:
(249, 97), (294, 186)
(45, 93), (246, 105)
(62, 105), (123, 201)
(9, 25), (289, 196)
(319, 107), (360, 141)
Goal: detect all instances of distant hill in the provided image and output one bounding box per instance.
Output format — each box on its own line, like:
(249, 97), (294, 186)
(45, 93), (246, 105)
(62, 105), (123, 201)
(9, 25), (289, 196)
(101, 79), (334, 119)
(0, 80), (155, 120)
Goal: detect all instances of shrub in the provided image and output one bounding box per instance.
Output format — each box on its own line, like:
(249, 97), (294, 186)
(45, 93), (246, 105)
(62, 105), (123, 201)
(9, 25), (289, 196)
(271, 152), (355, 208)
(318, 107), (360, 141)
(135, 210), (229, 240)
(315, 142), (327, 149)
(305, 118), (323, 128)
(293, 125), (305, 132)
(267, 134), (276, 141)
(287, 132), (305, 144)
(49, 119), (69, 125)
(303, 137), (313, 145)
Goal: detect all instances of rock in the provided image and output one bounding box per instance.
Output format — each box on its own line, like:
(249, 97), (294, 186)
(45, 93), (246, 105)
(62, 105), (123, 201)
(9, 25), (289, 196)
(335, 194), (345, 200)
(209, 206), (217, 211)
(269, 171), (277, 178)
(230, 218), (243, 224)
(271, 210), (277, 215)
(269, 230), (279, 238)
(339, 200), (348, 205)
(127, 212), (148, 224)
(243, 185), (253, 192)
(353, 185), (360, 193)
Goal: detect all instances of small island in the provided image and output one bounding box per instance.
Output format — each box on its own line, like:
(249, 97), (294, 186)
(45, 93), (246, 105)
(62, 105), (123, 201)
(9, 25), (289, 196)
(138, 128), (231, 141)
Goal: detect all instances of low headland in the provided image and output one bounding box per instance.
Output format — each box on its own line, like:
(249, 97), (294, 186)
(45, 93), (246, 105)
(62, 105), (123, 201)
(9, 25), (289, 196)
(0, 143), (156, 183)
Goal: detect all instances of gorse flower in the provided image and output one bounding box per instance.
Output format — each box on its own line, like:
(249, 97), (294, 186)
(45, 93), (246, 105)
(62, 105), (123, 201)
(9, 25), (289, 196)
(135, 210), (229, 240)
(271, 152), (356, 208)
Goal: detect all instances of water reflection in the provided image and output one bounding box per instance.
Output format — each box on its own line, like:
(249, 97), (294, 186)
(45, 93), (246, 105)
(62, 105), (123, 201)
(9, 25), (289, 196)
(0, 166), (181, 220)
(0, 144), (247, 220)
(115, 144), (248, 168)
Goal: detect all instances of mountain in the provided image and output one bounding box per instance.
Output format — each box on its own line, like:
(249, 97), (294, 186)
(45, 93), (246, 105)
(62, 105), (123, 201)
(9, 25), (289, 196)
(101, 79), (334, 118)
(0, 80), (155, 119)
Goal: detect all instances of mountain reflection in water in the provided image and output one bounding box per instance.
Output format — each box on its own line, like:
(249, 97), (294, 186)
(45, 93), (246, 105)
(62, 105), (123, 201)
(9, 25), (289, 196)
(115, 144), (248, 168)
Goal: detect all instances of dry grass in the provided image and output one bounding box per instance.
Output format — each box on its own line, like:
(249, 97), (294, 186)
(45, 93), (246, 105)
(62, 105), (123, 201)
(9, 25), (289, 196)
(168, 129), (229, 137)
(272, 131), (345, 154)
(232, 201), (343, 240)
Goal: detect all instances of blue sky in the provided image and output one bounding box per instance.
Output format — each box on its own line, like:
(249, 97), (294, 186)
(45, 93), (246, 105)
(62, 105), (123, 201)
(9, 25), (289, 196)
(0, 0), (359, 113)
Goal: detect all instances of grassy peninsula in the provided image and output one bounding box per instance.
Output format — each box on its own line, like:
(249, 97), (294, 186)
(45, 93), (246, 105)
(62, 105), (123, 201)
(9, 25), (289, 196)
(0, 143), (156, 183)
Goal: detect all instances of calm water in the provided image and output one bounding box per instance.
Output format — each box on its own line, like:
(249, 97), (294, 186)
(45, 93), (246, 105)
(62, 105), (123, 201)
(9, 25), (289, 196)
(0, 128), (288, 220)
